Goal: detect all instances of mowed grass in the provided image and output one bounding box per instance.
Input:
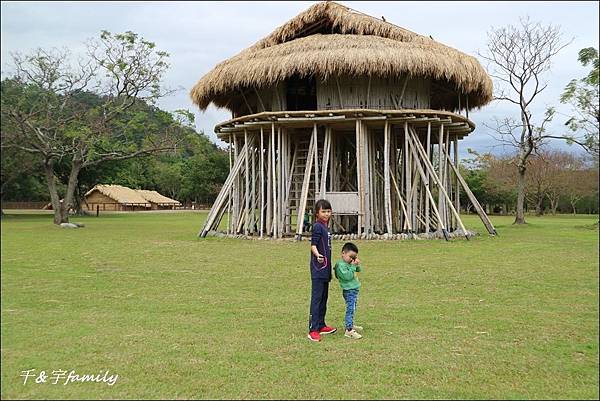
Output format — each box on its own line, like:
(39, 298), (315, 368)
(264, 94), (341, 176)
(1, 211), (598, 399)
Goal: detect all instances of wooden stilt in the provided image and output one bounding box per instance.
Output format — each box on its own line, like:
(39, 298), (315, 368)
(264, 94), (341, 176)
(227, 134), (233, 234)
(408, 127), (469, 239)
(383, 121), (392, 234)
(403, 131), (448, 239)
(320, 127), (331, 199)
(425, 122), (431, 233)
(199, 142), (248, 237)
(356, 119), (363, 236)
(244, 130), (250, 235)
(271, 123), (277, 237)
(453, 136), (460, 224)
(260, 127), (264, 237)
(444, 147), (497, 235)
(296, 124), (317, 239)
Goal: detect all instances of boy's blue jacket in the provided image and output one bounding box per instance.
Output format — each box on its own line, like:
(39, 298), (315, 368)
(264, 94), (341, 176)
(310, 221), (332, 281)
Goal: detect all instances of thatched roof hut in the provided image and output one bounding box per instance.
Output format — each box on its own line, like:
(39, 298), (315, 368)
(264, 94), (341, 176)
(195, 1), (496, 240)
(84, 184), (151, 211)
(135, 190), (181, 209)
(191, 1), (492, 115)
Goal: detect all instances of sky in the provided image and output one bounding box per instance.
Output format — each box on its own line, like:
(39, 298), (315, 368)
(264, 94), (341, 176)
(1, 1), (598, 159)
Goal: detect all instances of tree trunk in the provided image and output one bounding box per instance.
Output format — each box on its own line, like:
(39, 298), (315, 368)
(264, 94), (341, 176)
(43, 159), (82, 225)
(514, 165), (527, 224)
(535, 196), (544, 216)
(43, 160), (67, 224)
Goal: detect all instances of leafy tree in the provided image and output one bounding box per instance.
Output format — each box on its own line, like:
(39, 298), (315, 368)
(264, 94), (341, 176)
(1, 31), (186, 224)
(559, 47), (599, 159)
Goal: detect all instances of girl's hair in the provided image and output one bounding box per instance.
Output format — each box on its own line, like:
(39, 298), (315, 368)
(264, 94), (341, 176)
(314, 199), (332, 217)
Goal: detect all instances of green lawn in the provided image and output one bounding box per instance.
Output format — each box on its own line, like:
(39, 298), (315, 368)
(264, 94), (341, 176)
(1, 211), (598, 399)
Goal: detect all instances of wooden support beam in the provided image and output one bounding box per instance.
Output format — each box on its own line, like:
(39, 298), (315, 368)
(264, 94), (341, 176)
(320, 127), (332, 198)
(295, 124), (317, 239)
(260, 127), (264, 237)
(355, 119), (362, 236)
(254, 87), (266, 112)
(444, 146), (497, 235)
(240, 90), (254, 115)
(271, 123), (277, 237)
(404, 122), (412, 232)
(199, 142), (248, 237)
(244, 130), (250, 235)
(227, 134), (233, 234)
(383, 120), (392, 234)
(425, 122), (431, 233)
(407, 127), (469, 239)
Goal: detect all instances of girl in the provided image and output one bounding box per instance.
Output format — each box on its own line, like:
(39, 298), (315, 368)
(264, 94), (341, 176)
(307, 199), (337, 342)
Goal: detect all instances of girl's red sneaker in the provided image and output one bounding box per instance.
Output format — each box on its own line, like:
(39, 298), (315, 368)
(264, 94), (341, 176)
(319, 326), (337, 335)
(307, 331), (321, 342)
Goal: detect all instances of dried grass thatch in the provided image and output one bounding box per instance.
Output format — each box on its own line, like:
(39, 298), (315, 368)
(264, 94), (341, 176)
(135, 190), (181, 205)
(85, 184), (151, 206)
(190, 1), (492, 111)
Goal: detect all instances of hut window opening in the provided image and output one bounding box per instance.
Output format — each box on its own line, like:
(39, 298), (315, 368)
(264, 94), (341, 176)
(286, 75), (317, 111)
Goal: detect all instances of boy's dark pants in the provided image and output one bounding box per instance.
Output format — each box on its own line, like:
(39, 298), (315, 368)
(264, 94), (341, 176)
(308, 279), (329, 332)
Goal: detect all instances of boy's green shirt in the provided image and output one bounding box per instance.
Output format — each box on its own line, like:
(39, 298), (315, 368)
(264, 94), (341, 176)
(333, 260), (362, 290)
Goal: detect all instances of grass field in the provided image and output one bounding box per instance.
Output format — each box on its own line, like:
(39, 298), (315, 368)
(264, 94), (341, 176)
(1, 211), (598, 399)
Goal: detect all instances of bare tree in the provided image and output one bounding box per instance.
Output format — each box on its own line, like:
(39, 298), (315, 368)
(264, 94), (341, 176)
(1, 31), (186, 225)
(480, 17), (571, 224)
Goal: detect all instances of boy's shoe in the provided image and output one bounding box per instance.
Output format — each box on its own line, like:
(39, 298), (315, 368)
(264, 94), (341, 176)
(307, 331), (321, 342)
(345, 329), (363, 339)
(319, 326), (337, 335)
(353, 325), (364, 331)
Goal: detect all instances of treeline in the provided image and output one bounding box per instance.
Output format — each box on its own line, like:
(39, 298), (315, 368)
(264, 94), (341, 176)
(462, 149), (598, 215)
(1, 80), (229, 206)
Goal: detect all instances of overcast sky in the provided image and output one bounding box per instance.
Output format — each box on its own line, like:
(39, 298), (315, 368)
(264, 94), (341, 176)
(1, 1), (598, 158)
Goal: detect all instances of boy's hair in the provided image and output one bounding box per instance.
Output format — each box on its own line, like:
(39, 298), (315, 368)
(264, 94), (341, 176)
(314, 199), (332, 217)
(342, 242), (359, 253)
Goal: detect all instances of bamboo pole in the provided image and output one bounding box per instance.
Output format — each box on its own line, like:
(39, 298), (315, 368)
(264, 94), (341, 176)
(260, 127), (264, 237)
(403, 132), (447, 239)
(444, 147), (497, 235)
(244, 130), (250, 235)
(404, 122), (412, 232)
(425, 122), (431, 233)
(227, 134), (233, 234)
(453, 136), (460, 225)
(251, 133), (256, 233)
(437, 124), (445, 229)
(408, 127), (469, 239)
(199, 142), (248, 237)
(295, 124), (317, 239)
(320, 127), (331, 198)
(266, 128), (272, 235)
(383, 120), (392, 234)
(271, 123), (277, 237)
(233, 134), (240, 233)
(356, 119), (363, 236)
(390, 169), (412, 232)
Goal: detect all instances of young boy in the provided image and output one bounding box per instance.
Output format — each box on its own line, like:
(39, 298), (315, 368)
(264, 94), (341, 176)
(333, 242), (363, 339)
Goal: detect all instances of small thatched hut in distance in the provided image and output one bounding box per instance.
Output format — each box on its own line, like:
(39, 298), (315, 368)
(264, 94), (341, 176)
(84, 185), (151, 211)
(193, 1), (496, 240)
(135, 190), (181, 210)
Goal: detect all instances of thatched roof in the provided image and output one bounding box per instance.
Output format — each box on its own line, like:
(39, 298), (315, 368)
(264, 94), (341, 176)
(135, 190), (181, 205)
(190, 1), (492, 111)
(85, 184), (151, 206)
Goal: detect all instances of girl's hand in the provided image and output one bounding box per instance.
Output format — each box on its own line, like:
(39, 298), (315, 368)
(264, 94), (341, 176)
(316, 254), (324, 263)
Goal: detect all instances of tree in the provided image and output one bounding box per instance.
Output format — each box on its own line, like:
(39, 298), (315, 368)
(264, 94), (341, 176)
(1, 31), (185, 224)
(479, 17), (570, 224)
(559, 47), (599, 159)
